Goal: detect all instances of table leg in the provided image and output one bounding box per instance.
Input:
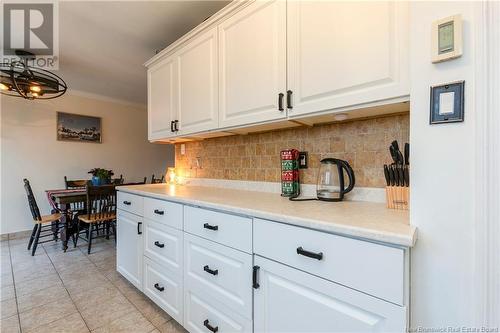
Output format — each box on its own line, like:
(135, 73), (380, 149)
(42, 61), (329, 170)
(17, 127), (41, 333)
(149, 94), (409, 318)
(59, 203), (70, 251)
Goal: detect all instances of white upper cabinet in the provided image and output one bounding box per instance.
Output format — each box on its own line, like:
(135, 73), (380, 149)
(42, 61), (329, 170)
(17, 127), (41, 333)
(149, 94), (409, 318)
(176, 27), (218, 135)
(286, 1), (409, 118)
(147, 55), (177, 141)
(218, 0), (287, 128)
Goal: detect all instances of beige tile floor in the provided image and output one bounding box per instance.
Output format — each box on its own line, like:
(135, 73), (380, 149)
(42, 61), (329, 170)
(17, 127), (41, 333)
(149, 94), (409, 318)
(0, 235), (187, 333)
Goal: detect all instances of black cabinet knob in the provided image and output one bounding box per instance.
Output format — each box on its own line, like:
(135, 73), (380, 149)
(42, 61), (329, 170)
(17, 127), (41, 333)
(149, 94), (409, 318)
(154, 241), (164, 248)
(154, 209), (164, 215)
(123, 201), (131, 205)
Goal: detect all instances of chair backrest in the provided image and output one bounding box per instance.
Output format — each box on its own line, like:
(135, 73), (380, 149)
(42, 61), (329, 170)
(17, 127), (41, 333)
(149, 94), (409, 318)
(23, 179), (41, 221)
(111, 174), (124, 185)
(64, 176), (88, 189)
(85, 184), (117, 220)
(151, 174), (164, 184)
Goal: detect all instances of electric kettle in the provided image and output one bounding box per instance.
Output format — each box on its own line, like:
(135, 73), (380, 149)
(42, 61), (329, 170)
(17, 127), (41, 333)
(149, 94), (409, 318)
(316, 158), (355, 201)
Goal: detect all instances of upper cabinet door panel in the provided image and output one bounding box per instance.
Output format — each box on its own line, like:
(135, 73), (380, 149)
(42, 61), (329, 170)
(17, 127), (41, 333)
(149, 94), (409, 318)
(218, 0), (287, 128)
(177, 28), (218, 135)
(148, 56), (176, 140)
(287, 1), (409, 117)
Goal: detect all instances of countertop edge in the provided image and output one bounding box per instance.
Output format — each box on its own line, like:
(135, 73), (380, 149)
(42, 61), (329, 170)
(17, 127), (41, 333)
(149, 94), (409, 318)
(117, 187), (417, 248)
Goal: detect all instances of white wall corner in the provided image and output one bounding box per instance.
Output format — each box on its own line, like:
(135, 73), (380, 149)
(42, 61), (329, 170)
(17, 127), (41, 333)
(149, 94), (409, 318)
(474, 1), (500, 328)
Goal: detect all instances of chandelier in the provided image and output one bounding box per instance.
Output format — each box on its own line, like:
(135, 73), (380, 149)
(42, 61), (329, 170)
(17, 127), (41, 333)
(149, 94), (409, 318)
(0, 50), (67, 100)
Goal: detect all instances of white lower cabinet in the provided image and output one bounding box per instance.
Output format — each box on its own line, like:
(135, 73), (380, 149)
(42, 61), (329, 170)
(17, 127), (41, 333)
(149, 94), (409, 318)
(254, 256), (406, 333)
(116, 191), (410, 333)
(116, 209), (143, 290)
(143, 257), (183, 324)
(184, 289), (253, 333)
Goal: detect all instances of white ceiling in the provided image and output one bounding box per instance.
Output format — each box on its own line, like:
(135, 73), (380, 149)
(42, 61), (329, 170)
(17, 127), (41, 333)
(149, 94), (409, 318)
(58, 1), (228, 105)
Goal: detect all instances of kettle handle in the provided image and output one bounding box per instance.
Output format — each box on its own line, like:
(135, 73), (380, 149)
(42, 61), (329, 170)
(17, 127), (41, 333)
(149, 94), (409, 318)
(340, 160), (355, 194)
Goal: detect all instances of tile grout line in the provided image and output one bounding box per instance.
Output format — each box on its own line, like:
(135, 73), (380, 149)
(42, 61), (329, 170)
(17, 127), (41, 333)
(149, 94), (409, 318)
(77, 240), (174, 332)
(7, 237), (23, 333)
(41, 243), (92, 333)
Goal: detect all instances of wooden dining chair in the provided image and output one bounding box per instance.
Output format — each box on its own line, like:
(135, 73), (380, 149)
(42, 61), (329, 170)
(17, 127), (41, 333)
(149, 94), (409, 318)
(151, 174), (164, 184)
(23, 179), (63, 256)
(112, 174), (124, 185)
(77, 184), (117, 254)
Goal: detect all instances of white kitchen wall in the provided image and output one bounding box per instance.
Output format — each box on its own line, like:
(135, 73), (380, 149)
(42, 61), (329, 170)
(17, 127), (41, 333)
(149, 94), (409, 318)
(410, 1), (477, 328)
(0, 93), (174, 234)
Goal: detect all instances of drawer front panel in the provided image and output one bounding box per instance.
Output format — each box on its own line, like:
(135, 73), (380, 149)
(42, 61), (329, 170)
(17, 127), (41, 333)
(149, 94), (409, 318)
(117, 192), (144, 216)
(143, 257), (183, 324)
(184, 206), (252, 253)
(184, 234), (252, 318)
(254, 219), (405, 305)
(144, 197), (183, 230)
(144, 219), (183, 276)
(184, 289), (252, 333)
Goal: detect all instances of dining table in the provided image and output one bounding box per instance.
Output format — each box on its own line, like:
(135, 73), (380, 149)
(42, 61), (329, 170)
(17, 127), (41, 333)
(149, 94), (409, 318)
(46, 189), (86, 251)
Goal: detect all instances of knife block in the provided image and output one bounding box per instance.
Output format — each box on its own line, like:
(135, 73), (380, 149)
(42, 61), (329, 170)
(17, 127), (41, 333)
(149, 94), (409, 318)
(386, 186), (410, 210)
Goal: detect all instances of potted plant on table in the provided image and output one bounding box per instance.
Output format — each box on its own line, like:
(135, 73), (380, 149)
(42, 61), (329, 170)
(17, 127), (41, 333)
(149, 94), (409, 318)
(88, 168), (114, 186)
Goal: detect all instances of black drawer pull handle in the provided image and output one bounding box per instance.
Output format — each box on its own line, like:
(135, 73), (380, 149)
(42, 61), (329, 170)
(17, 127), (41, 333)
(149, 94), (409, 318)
(154, 241), (164, 248)
(137, 222), (142, 235)
(296, 246), (323, 260)
(253, 265), (260, 289)
(203, 265), (218, 276)
(278, 93), (284, 111)
(203, 223), (218, 231)
(123, 201), (131, 205)
(154, 209), (164, 215)
(287, 90), (293, 109)
(203, 319), (218, 333)
(154, 283), (164, 292)
(170, 120), (175, 133)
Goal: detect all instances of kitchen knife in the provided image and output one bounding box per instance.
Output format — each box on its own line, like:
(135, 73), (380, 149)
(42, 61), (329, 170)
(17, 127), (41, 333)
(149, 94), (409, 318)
(390, 146), (399, 164)
(388, 165), (395, 186)
(392, 165), (400, 186)
(404, 165), (410, 186)
(383, 165), (390, 186)
(398, 165), (405, 187)
(404, 143), (410, 165)
(391, 140), (400, 152)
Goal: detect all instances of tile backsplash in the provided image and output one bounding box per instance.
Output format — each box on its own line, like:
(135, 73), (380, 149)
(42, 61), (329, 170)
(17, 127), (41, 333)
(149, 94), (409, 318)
(175, 114), (409, 188)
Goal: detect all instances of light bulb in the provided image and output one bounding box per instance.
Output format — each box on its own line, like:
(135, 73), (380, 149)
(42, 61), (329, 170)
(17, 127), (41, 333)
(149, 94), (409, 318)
(30, 85), (41, 92)
(31, 92), (39, 97)
(0, 83), (9, 91)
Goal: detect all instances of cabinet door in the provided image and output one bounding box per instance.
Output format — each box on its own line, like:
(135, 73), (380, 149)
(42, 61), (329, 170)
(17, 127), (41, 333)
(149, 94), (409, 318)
(287, 1), (409, 117)
(177, 27), (218, 135)
(254, 256), (406, 333)
(147, 55), (177, 140)
(116, 210), (143, 290)
(218, 0), (286, 128)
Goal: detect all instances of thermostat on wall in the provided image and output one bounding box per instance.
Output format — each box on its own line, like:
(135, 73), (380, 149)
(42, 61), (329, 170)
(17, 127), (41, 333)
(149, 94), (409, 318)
(432, 14), (463, 63)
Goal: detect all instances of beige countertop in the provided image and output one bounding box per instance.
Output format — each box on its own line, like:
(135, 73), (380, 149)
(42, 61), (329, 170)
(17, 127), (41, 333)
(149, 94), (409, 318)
(118, 184), (416, 247)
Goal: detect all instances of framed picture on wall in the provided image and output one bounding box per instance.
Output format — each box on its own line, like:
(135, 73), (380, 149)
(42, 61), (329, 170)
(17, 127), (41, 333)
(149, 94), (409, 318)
(57, 112), (102, 143)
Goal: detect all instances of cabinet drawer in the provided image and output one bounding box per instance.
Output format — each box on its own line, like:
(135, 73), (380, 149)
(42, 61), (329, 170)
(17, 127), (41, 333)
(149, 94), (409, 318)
(144, 197), (183, 230)
(184, 206), (252, 253)
(143, 257), (183, 324)
(184, 234), (252, 319)
(184, 289), (252, 333)
(144, 220), (183, 276)
(254, 219), (405, 305)
(117, 192), (143, 216)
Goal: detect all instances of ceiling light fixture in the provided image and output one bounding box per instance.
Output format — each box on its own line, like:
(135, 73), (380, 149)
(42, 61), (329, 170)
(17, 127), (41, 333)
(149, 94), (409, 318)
(0, 50), (67, 100)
